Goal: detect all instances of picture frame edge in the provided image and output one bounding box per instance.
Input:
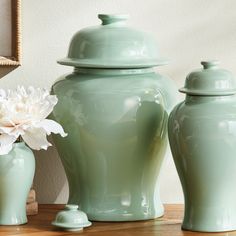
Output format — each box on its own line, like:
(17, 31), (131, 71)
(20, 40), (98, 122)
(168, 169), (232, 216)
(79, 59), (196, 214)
(0, 0), (21, 67)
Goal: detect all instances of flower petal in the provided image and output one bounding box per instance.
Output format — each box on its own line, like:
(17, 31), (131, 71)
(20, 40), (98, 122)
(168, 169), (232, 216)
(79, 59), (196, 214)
(0, 86), (66, 152)
(0, 126), (15, 134)
(0, 134), (17, 155)
(36, 119), (67, 137)
(0, 89), (6, 99)
(37, 95), (58, 119)
(0, 125), (25, 137)
(22, 127), (52, 150)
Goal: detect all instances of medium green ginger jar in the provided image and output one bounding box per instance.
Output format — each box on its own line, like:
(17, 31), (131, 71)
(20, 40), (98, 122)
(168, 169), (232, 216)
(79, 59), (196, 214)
(169, 61), (236, 232)
(51, 14), (177, 221)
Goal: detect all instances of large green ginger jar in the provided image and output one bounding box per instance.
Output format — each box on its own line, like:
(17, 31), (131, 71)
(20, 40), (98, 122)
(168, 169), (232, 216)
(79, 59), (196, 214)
(51, 14), (177, 221)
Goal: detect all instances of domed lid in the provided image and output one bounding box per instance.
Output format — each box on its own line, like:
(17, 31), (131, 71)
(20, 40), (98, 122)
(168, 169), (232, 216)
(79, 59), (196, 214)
(179, 60), (236, 96)
(58, 14), (168, 68)
(52, 204), (91, 231)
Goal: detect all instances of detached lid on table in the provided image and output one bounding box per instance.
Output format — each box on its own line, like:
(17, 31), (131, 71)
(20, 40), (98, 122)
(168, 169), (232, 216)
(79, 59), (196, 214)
(58, 14), (168, 68)
(179, 60), (236, 96)
(52, 204), (91, 231)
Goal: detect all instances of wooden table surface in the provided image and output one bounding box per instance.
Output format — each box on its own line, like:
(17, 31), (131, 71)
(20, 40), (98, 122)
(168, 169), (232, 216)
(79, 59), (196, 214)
(1, 204), (236, 236)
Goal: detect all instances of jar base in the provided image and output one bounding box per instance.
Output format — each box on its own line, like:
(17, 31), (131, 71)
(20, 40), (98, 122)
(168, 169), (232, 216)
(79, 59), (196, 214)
(0, 218), (27, 226)
(87, 210), (164, 222)
(182, 204), (236, 233)
(182, 222), (236, 233)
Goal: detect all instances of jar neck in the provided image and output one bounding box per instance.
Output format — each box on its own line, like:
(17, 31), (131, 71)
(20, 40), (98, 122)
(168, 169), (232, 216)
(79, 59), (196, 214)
(185, 94), (234, 104)
(74, 67), (154, 76)
(13, 142), (25, 147)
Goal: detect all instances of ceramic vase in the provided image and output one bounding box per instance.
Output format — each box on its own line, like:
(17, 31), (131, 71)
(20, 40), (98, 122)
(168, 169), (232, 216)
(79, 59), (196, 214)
(0, 142), (35, 225)
(168, 61), (236, 232)
(51, 14), (177, 221)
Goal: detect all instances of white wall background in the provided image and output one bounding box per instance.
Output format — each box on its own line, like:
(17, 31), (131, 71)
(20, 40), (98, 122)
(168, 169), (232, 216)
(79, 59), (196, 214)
(0, 0), (235, 203)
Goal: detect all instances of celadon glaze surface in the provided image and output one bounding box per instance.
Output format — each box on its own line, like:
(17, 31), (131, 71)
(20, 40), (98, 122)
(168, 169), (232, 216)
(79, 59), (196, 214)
(52, 204), (91, 231)
(58, 14), (168, 68)
(51, 68), (176, 221)
(0, 142), (35, 225)
(168, 61), (236, 232)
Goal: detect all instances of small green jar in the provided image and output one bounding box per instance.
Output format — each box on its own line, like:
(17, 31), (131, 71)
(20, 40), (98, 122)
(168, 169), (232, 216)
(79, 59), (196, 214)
(0, 142), (35, 225)
(168, 61), (236, 232)
(51, 14), (177, 221)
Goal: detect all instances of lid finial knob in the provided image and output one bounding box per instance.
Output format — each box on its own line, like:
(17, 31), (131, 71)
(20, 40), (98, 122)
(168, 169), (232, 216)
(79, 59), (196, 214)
(98, 14), (129, 25)
(65, 204), (78, 211)
(201, 60), (220, 69)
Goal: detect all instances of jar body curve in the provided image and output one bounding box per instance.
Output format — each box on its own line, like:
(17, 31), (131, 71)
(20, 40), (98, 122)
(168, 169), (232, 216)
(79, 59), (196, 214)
(0, 142), (35, 225)
(168, 95), (236, 232)
(52, 68), (176, 221)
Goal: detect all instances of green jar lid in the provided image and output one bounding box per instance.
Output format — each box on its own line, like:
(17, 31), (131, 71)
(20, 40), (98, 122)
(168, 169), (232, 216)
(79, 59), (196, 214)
(58, 14), (168, 68)
(179, 60), (236, 96)
(51, 204), (91, 231)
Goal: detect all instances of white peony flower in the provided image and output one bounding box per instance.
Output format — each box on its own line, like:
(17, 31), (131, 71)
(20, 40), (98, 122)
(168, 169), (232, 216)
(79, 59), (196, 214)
(0, 86), (67, 155)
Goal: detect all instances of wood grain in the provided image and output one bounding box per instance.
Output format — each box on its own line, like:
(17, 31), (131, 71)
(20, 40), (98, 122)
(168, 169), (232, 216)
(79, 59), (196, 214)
(0, 204), (236, 235)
